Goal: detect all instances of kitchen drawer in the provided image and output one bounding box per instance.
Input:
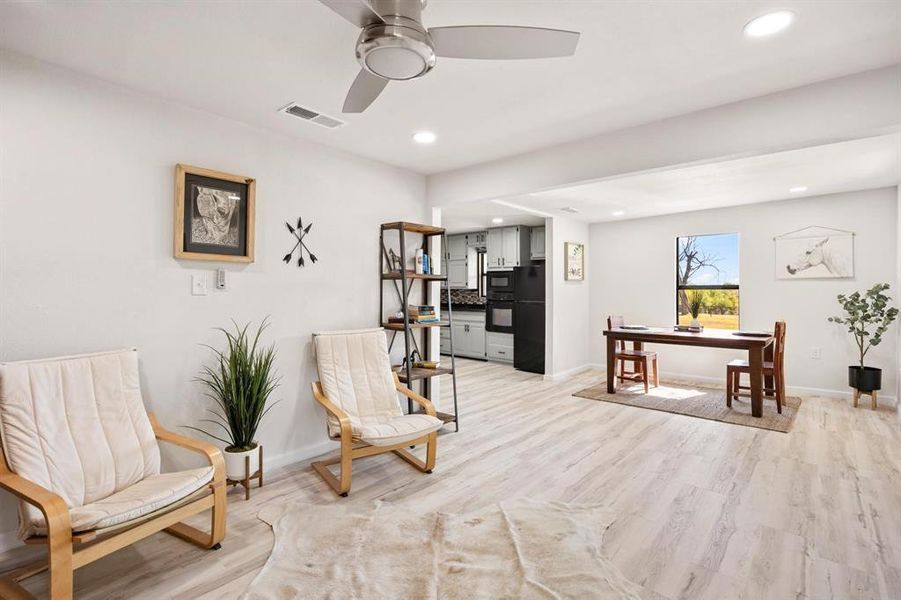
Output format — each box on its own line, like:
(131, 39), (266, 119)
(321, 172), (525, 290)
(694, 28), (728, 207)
(486, 331), (514, 362)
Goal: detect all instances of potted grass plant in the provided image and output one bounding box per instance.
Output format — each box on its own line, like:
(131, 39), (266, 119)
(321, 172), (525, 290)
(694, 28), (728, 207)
(828, 283), (898, 395)
(687, 290), (705, 328)
(189, 319), (279, 480)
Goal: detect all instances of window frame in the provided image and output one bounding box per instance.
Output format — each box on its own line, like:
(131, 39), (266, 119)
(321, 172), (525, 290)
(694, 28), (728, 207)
(675, 233), (740, 329)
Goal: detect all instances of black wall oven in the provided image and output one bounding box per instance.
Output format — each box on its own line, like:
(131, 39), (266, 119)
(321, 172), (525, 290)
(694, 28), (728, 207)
(486, 297), (514, 333)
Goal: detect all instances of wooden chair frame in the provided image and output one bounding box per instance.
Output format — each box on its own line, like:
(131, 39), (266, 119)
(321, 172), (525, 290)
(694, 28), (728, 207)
(0, 413), (226, 599)
(608, 316), (659, 393)
(311, 374), (437, 497)
(727, 321), (786, 414)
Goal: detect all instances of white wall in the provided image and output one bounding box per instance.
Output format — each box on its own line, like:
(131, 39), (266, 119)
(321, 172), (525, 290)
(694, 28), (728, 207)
(0, 53), (426, 542)
(588, 188), (898, 398)
(546, 216), (591, 378)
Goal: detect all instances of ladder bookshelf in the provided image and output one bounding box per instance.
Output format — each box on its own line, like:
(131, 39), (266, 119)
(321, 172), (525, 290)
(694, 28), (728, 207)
(379, 221), (459, 431)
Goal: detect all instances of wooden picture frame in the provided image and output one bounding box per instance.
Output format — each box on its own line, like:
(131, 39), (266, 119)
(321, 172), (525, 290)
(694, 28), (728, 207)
(175, 164), (255, 262)
(564, 242), (584, 281)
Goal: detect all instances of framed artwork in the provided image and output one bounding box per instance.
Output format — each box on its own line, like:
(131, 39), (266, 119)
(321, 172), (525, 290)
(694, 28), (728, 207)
(174, 164), (255, 262)
(564, 242), (584, 281)
(774, 226), (853, 279)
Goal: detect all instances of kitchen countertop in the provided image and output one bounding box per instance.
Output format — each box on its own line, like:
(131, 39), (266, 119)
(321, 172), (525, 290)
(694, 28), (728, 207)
(441, 304), (486, 312)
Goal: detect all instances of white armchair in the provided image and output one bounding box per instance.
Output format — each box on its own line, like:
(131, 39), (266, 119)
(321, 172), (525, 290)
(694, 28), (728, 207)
(311, 329), (443, 496)
(0, 349), (226, 599)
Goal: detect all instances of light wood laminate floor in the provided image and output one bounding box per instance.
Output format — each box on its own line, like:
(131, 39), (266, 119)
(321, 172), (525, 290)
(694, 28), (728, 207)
(4, 359), (901, 599)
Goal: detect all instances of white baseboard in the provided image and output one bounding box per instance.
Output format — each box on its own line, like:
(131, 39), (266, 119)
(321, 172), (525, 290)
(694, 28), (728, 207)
(544, 364), (594, 381)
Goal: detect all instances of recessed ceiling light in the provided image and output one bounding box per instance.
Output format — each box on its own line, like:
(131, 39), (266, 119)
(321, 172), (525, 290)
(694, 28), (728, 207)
(743, 11), (795, 38)
(492, 217), (504, 224)
(611, 210), (625, 216)
(789, 186), (808, 193)
(412, 130), (436, 144)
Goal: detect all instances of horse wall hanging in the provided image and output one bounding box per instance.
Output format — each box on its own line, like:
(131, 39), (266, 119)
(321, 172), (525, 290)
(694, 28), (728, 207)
(774, 226), (854, 279)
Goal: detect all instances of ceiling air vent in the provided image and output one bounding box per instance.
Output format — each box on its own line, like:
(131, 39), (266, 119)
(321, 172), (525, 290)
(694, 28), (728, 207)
(560, 207), (581, 214)
(279, 103), (346, 129)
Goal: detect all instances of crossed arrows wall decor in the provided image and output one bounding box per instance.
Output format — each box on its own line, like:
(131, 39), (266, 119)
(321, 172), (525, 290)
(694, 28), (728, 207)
(283, 217), (317, 267)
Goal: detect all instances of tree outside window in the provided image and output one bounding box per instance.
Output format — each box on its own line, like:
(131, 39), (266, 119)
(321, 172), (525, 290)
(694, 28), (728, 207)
(676, 234), (739, 329)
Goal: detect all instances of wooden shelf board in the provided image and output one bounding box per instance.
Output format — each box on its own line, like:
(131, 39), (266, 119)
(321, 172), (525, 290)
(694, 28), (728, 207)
(381, 222), (445, 235)
(382, 321), (448, 330)
(394, 366), (454, 382)
(381, 271), (447, 281)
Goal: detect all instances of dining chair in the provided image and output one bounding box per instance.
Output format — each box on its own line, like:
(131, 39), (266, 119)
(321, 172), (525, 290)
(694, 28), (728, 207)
(607, 316), (659, 393)
(726, 321), (786, 413)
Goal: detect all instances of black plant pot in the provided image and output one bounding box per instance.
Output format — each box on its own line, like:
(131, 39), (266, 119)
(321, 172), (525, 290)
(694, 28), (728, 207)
(848, 366), (882, 392)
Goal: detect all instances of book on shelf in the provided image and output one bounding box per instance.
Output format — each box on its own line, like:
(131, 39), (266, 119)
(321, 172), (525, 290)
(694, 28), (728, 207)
(412, 360), (440, 369)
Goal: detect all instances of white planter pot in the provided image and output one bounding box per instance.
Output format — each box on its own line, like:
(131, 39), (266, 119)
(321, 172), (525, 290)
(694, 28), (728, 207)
(690, 318), (701, 328)
(224, 446), (260, 480)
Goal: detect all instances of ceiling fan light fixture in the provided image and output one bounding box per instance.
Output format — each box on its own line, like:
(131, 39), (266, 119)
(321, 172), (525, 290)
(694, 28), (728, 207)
(357, 23), (436, 80)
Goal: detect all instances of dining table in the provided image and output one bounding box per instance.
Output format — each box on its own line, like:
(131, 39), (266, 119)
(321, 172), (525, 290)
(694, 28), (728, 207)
(603, 327), (776, 417)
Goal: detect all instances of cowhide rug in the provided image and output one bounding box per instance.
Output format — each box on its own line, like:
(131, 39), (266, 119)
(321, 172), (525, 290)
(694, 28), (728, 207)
(243, 499), (641, 599)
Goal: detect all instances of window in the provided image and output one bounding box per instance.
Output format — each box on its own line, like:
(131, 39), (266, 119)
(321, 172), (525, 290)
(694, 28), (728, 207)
(676, 233), (739, 329)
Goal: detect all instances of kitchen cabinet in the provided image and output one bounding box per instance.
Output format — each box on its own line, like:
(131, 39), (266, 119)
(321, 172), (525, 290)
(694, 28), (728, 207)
(443, 312), (486, 359)
(467, 231), (487, 249)
(447, 234), (468, 261)
(487, 226), (530, 271)
(530, 226), (545, 260)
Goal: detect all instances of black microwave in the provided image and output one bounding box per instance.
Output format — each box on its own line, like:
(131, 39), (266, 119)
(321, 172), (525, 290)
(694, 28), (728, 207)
(487, 271), (515, 295)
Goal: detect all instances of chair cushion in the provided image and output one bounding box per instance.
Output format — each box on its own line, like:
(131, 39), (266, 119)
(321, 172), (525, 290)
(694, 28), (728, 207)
(30, 466), (214, 536)
(313, 329), (403, 436)
(353, 414), (444, 447)
(0, 349), (161, 539)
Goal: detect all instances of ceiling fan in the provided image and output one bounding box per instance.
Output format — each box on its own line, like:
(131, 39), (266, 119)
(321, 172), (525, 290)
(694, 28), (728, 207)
(319, 0), (580, 113)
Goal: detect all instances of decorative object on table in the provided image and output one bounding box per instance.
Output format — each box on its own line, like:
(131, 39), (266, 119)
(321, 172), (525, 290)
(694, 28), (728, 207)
(828, 282), (898, 409)
(775, 226), (853, 279)
(175, 164), (255, 262)
(189, 319), (279, 499)
(283, 216), (318, 267)
(673, 324), (704, 333)
(247, 500), (642, 599)
(686, 290), (705, 328)
(564, 241), (584, 281)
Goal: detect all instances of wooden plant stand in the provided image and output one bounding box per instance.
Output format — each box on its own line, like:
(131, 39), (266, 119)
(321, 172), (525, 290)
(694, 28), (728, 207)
(226, 445), (263, 500)
(852, 389), (878, 410)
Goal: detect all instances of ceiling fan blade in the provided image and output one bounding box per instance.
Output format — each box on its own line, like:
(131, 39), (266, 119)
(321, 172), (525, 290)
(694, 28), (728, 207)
(342, 69), (389, 113)
(319, 0), (384, 28)
(429, 25), (580, 60)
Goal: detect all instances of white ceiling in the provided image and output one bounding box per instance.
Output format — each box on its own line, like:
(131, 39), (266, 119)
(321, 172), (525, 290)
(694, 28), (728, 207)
(441, 200), (546, 234)
(466, 134), (901, 224)
(1, 1), (899, 174)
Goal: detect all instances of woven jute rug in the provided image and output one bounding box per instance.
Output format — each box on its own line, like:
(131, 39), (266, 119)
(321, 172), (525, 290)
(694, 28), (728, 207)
(573, 379), (801, 433)
(244, 500), (642, 599)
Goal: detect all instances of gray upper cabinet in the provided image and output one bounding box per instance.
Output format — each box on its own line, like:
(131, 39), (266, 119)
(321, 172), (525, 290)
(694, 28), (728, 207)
(530, 226), (546, 260)
(447, 234), (468, 262)
(467, 231), (487, 249)
(487, 226), (530, 271)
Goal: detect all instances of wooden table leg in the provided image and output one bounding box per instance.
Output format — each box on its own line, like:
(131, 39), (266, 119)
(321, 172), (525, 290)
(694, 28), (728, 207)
(763, 341), (775, 397)
(606, 335), (616, 393)
(749, 345), (764, 418)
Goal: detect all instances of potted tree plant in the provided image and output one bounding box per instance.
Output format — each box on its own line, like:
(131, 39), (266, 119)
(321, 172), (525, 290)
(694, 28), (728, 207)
(189, 319), (279, 480)
(687, 290), (705, 328)
(828, 283), (898, 396)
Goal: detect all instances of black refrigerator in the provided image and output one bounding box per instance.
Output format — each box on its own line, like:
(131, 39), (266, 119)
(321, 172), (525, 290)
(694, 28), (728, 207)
(514, 264), (545, 374)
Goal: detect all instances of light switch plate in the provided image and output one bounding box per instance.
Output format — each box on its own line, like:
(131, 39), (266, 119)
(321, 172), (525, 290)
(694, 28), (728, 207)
(191, 274), (208, 296)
